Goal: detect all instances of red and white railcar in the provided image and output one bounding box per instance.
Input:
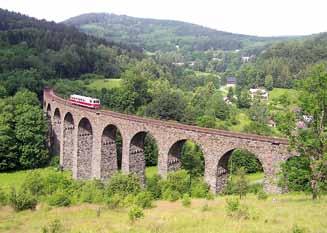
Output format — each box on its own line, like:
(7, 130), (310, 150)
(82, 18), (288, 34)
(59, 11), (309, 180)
(69, 94), (101, 109)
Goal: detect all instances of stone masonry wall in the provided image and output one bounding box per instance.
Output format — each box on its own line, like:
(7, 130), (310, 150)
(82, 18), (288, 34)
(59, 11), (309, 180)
(44, 89), (294, 194)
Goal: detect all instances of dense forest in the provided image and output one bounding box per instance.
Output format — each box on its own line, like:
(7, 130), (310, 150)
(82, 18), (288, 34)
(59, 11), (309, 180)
(64, 13), (293, 52)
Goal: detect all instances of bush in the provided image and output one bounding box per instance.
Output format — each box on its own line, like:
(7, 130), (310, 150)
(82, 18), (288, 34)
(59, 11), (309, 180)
(134, 191), (153, 209)
(43, 171), (74, 195)
(42, 219), (64, 233)
(228, 149), (263, 174)
(257, 190), (268, 200)
(21, 171), (45, 196)
(201, 203), (210, 212)
(161, 170), (190, 196)
(181, 194), (191, 207)
(79, 180), (105, 204)
(225, 197), (240, 215)
(146, 174), (162, 199)
(162, 188), (180, 201)
(225, 197), (250, 219)
(123, 194), (136, 207)
(106, 194), (121, 209)
(234, 167), (248, 199)
(0, 188), (7, 206)
(128, 205), (144, 223)
(106, 173), (141, 198)
(191, 179), (209, 198)
(47, 191), (71, 207)
(9, 188), (37, 211)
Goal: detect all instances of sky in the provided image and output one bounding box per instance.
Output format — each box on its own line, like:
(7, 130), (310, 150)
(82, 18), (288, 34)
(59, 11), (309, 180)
(1, 0), (326, 37)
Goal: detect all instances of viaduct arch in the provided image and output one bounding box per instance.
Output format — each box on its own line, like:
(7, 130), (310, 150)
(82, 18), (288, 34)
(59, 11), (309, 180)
(44, 89), (293, 193)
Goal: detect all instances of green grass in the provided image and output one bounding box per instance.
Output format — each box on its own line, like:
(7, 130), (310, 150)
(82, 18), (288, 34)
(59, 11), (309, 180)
(0, 168), (70, 192)
(269, 88), (299, 110)
(145, 166), (158, 179)
(229, 111), (251, 132)
(1, 194), (326, 233)
(87, 79), (122, 90)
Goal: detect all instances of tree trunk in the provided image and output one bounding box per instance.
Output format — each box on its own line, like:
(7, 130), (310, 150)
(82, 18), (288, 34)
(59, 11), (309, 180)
(311, 178), (318, 200)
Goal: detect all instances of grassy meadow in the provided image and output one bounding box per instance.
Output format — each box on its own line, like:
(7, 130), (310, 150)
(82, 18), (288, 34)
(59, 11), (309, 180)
(1, 168), (326, 232)
(87, 79), (122, 90)
(0, 194), (326, 233)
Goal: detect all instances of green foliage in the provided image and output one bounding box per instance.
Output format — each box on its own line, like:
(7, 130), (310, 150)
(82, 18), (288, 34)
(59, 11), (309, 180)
(181, 142), (205, 178)
(134, 191), (153, 209)
(9, 187), (37, 211)
(162, 188), (181, 202)
(181, 194), (191, 207)
(144, 134), (158, 166)
(190, 179), (209, 198)
(78, 180), (105, 204)
(42, 219), (64, 233)
(47, 191), (71, 207)
(292, 225), (307, 233)
(106, 194), (122, 209)
(234, 168), (249, 199)
(21, 171), (45, 196)
(225, 197), (250, 219)
(280, 157), (311, 192)
(128, 205), (144, 223)
(0, 187), (7, 206)
(106, 173), (141, 198)
(228, 149), (263, 174)
(0, 90), (49, 171)
(257, 190), (268, 200)
(146, 174), (162, 199)
(161, 170), (190, 196)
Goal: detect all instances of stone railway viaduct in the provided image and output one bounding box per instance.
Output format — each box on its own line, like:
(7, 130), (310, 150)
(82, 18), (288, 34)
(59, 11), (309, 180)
(44, 89), (293, 193)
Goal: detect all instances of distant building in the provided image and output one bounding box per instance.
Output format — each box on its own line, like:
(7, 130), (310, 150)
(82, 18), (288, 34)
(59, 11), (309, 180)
(242, 56), (251, 63)
(172, 62), (185, 67)
(226, 77), (237, 87)
(249, 88), (269, 101)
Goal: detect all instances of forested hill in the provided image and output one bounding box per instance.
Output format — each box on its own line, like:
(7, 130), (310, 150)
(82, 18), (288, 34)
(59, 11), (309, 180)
(0, 9), (143, 96)
(63, 13), (290, 52)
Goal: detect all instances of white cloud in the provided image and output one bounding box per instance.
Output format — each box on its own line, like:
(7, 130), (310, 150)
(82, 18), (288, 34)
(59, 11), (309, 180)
(0, 0), (326, 36)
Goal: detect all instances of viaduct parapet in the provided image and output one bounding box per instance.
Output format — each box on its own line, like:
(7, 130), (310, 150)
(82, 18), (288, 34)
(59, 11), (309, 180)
(44, 89), (293, 193)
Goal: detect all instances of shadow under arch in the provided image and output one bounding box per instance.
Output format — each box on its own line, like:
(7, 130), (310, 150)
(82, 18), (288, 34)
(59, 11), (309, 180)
(62, 112), (74, 170)
(100, 124), (123, 179)
(52, 108), (61, 156)
(129, 131), (158, 184)
(216, 148), (264, 193)
(77, 117), (93, 179)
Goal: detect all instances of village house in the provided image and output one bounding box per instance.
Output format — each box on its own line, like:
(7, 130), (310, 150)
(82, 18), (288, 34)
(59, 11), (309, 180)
(226, 77), (236, 87)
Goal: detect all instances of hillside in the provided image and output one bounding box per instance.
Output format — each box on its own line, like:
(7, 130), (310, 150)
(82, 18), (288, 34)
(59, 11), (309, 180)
(0, 9), (143, 96)
(64, 13), (292, 52)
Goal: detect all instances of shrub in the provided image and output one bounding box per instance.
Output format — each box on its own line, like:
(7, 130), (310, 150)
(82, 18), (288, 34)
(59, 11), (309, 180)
(42, 219), (64, 233)
(257, 190), (268, 200)
(21, 171), (45, 196)
(225, 197), (240, 215)
(234, 167), (249, 199)
(43, 171), (73, 195)
(225, 197), (250, 219)
(146, 174), (162, 199)
(106, 173), (141, 198)
(47, 191), (71, 207)
(0, 188), (7, 206)
(128, 205), (144, 223)
(228, 149), (263, 174)
(123, 194), (136, 207)
(181, 194), (191, 207)
(9, 188), (37, 211)
(106, 194), (121, 209)
(135, 191), (153, 209)
(79, 180), (105, 204)
(190, 179), (209, 198)
(161, 170), (190, 195)
(162, 188), (180, 202)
